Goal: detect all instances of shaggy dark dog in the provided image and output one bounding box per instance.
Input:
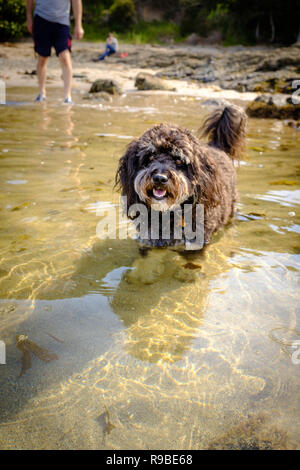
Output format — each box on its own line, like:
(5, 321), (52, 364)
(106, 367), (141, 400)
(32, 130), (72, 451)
(116, 104), (247, 249)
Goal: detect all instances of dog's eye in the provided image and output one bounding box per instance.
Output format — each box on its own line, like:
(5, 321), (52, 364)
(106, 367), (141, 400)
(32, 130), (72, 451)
(175, 159), (182, 166)
(149, 156), (154, 161)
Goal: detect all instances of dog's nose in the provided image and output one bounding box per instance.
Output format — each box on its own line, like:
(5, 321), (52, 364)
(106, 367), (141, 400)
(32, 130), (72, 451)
(152, 173), (168, 185)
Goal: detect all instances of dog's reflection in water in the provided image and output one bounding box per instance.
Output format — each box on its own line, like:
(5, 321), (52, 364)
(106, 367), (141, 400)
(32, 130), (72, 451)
(112, 252), (203, 362)
(110, 235), (233, 363)
(37, 232), (234, 364)
(124, 246), (202, 285)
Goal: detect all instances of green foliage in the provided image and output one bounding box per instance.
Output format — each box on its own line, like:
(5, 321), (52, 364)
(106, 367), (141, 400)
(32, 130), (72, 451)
(106, 0), (137, 32)
(179, 0), (299, 45)
(84, 0), (299, 45)
(84, 20), (183, 44)
(0, 0), (26, 41)
(0, 0), (298, 45)
(121, 21), (182, 44)
(82, 0), (111, 25)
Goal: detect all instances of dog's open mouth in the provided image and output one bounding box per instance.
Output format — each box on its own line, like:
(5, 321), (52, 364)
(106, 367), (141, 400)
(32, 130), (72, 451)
(152, 188), (167, 200)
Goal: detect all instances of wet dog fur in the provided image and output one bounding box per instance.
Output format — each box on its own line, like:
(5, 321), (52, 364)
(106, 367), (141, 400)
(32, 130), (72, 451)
(116, 104), (247, 249)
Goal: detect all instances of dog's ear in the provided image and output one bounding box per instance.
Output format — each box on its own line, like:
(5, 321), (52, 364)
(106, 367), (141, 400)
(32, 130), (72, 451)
(115, 141), (140, 212)
(188, 148), (223, 208)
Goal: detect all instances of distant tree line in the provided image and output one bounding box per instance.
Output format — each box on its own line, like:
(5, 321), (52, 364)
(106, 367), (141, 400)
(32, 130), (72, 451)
(178, 0), (299, 45)
(0, 0), (299, 45)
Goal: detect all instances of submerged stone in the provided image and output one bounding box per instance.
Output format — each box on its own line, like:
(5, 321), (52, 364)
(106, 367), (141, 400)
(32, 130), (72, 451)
(135, 72), (176, 91)
(89, 79), (122, 95)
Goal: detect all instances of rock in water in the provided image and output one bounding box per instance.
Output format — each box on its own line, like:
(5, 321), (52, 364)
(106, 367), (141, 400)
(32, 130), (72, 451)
(246, 94), (300, 119)
(89, 79), (121, 95)
(135, 72), (176, 91)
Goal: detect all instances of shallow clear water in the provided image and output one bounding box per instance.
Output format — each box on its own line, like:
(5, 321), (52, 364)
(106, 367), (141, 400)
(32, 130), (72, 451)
(0, 88), (299, 449)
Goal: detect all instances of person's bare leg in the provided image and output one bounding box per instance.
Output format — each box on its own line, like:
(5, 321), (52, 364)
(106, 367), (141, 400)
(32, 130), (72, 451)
(36, 55), (48, 98)
(58, 49), (72, 101)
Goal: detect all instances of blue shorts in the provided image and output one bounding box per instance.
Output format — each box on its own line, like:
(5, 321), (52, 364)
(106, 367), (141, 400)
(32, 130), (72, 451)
(33, 14), (72, 57)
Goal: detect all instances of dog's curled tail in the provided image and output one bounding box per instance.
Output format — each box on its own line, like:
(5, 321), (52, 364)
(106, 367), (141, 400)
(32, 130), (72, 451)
(201, 104), (247, 159)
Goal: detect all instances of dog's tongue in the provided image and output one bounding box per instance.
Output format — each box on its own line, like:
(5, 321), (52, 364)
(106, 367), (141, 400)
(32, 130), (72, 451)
(153, 188), (166, 198)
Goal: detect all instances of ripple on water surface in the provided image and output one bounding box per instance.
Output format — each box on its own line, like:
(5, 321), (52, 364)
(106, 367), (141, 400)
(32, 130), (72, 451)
(0, 89), (299, 449)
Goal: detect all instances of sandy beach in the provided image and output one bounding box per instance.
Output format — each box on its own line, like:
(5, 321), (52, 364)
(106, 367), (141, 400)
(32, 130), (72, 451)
(0, 39), (261, 101)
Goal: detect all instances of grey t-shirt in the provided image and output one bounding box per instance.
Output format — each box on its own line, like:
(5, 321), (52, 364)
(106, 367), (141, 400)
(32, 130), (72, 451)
(111, 37), (118, 51)
(35, 0), (70, 26)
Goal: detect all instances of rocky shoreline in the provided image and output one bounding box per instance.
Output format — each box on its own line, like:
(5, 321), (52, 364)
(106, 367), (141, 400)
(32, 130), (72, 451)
(91, 42), (300, 120)
(108, 43), (300, 95)
(1, 40), (299, 120)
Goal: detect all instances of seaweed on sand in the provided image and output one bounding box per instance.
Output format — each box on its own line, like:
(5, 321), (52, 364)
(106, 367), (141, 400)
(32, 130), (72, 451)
(16, 334), (59, 377)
